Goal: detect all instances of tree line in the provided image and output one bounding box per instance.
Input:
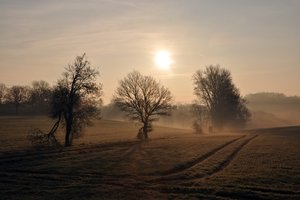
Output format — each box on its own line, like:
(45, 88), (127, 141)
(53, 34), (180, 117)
(1, 54), (250, 147)
(0, 81), (52, 115)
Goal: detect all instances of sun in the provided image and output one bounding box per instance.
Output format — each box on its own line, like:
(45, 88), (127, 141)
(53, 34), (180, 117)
(154, 50), (173, 70)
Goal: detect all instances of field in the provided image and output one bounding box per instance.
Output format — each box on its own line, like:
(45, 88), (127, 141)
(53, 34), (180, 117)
(0, 117), (299, 199)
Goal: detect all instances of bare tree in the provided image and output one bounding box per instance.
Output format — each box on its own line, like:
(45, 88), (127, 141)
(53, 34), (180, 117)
(6, 85), (30, 114)
(54, 53), (102, 146)
(0, 83), (7, 104)
(113, 71), (173, 139)
(30, 80), (52, 105)
(29, 80), (52, 112)
(191, 103), (209, 134)
(193, 65), (250, 130)
(28, 54), (102, 147)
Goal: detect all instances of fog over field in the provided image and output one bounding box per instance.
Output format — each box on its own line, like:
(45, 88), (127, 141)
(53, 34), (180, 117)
(0, 118), (299, 199)
(246, 93), (300, 128)
(101, 92), (300, 130)
(1, 0), (299, 199)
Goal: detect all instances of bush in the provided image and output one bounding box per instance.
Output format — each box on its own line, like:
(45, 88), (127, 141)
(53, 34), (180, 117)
(27, 128), (60, 148)
(193, 121), (203, 134)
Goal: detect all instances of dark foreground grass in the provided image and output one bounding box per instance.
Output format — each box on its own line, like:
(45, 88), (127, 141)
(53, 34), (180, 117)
(0, 117), (299, 199)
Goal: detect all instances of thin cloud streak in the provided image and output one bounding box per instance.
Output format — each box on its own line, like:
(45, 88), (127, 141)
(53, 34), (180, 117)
(0, 0), (299, 103)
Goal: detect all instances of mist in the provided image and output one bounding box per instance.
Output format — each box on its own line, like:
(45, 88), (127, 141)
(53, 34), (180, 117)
(246, 93), (300, 128)
(100, 92), (300, 131)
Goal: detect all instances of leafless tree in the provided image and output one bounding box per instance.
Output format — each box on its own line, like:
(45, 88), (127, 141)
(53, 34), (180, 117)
(0, 83), (7, 104)
(30, 80), (52, 106)
(193, 65), (250, 130)
(113, 71), (173, 139)
(28, 54), (102, 147)
(6, 85), (30, 114)
(29, 81), (52, 113)
(191, 103), (209, 134)
(54, 53), (102, 146)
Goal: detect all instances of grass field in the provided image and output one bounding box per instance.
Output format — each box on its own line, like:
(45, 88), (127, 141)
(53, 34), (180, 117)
(0, 116), (299, 199)
(0, 116), (192, 152)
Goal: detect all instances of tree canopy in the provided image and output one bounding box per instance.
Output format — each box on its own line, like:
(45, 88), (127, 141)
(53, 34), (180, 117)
(28, 54), (102, 147)
(193, 65), (250, 130)
(6, 85), (30, 114)
(113, 71), (173, 139)
(53, 53), (102, 146)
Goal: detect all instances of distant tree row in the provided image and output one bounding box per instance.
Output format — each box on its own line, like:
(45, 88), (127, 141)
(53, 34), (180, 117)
(245, 92), (300, 104)
(2, 53), (250, 147)
(0, 81), (52, 114)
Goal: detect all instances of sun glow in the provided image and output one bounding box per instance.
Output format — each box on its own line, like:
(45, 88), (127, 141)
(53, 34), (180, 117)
(154, 50), (173, 70)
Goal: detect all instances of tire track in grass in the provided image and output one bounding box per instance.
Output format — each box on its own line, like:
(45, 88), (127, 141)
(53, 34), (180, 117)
(0, 169), (104, 180)
(117, 141), (144, 161)
(203, 134), (258, 178)
(0, 168), (140, 191)
(157, 184), (300, 199)
(231, 185), (300, 195)
(157, 135), (258, 182)
(152, 135), (246, 176)
(152, 135), (259, 197)
(105, 141), (144, 171)
(0, 136), (184, 166)
(0, 140), (139, 166)
(0, 141), (144, 184)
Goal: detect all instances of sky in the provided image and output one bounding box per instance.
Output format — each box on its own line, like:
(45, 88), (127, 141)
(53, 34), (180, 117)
(0, 0), (299, 104)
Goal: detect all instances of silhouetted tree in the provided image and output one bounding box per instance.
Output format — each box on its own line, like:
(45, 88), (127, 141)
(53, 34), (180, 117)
(6, 85), (30, 114)
(113, 71), (173, 139)
(28, 54), (102, 147)
(191, 103), (209, 134)
(53, 53), (102, 146)
(0, 83), (7, 104)
(29, 80), (52, 112)
(193, 65), (250, 130)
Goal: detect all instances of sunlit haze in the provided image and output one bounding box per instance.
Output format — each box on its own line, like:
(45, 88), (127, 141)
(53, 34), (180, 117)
(154, 50), (173, 70)
(0, 0), (299, 104)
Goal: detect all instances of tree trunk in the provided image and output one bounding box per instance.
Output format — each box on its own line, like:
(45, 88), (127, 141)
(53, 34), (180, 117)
(136, 122), (149, 140)
(144, 131), (148, 139)
(142, 121), (149, 140)
(137, 127), (143, 139)
(47, 114), (61, 145)
(65, 119), (73, 147)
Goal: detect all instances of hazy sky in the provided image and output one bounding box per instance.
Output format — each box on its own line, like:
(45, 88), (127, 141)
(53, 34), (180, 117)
(1, 0), (299, 104)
